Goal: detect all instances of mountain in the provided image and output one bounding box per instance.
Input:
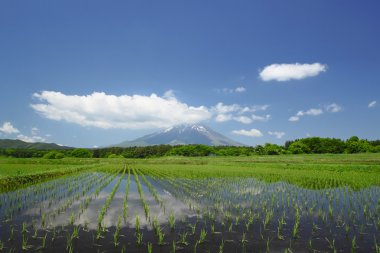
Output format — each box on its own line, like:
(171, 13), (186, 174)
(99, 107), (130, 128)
(115, 124), (245, 147)
(0, 139), (72, 150)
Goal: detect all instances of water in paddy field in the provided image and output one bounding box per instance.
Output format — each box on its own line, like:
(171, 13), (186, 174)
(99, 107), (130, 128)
(0, 171), (379, 252)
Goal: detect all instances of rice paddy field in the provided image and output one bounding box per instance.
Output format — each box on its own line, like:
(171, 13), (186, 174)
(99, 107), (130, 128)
(0, 154), (380, 252)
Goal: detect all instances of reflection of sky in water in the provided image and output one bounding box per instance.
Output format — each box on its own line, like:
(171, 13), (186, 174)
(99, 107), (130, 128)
(1, 173), (380, 235)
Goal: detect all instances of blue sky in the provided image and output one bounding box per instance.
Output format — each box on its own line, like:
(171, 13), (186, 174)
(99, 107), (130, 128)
(0, 0), (379, 147)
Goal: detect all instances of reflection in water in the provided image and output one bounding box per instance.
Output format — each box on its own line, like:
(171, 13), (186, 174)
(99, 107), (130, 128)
(0, 172), (379, 252)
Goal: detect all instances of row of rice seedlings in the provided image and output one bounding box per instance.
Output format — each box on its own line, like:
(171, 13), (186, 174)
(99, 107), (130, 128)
(122, 168), (131, 223)
(1, 170), (111, 250)
(152, 173), (380, 252)
(140, 168), (201, 211)
(132, 168), (150, 219)
(47, 172), (112, 225)
(135, 168), (162, 205)
(0, 171), (95, 220)
(96, 167), (126, 239)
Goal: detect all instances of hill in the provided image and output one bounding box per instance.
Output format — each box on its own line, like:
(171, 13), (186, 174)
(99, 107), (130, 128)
(0, 139), (72, 150)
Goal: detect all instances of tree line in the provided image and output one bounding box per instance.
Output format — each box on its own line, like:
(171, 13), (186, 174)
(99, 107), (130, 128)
(0, 136), (379, 159)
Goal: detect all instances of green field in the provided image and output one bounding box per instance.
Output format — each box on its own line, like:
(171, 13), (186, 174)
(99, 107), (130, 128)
(1, 153), (380, 192)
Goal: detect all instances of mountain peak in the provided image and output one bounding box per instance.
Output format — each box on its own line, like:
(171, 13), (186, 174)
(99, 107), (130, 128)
(163, 124), (209, 134)
(115, 124), (244, 147)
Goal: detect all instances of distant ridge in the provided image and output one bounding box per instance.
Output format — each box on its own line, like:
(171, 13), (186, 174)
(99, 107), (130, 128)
(0, 139), (73, 150)
(114, 124), (245, 147)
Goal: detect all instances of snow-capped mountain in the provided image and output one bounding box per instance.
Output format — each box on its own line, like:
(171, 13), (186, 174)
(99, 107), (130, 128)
(115, 124), (245, 147)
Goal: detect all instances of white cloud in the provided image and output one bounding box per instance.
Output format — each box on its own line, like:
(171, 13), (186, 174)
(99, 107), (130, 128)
(233, 116), (252, 124)
(31, 91), (212, 130)
(215, 114), (232, 122)
(212, 103), (242, 114)
(289, 108), (323, 122)
(31, 127), (39, 135)
(294, 108), (323, 117)
(303, 108), (323, 116)
(235, 86), (246, 93)
(289, 104), (342, 122)
(221, 86), (247, 94)
(368, 101), (377, 108)
(212, 102), (269, 124)
(268, 131), (285, 139)
(325, 103), (342, 113)
(0, 122), (20, 134)
(163, 89), (176, 99)
(288, 116), (300, 122)
(232, 128), (263, 137)
(252, 114), (271, 122)
(259, 63), (327, 82)
(17, 134), (46, 143)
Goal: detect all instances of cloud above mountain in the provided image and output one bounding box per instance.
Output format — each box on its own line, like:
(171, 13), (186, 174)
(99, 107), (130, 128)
(31, 91), (271, 130)
(31, 91), (212, 129)
(0, 122), (20, 134)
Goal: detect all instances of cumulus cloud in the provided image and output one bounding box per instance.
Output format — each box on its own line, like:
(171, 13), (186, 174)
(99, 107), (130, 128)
(232, 128), (263, 137)
(0, 122), (20, 134)
(268, 131), (285, 139)
(259, 63), (327, 82)
(368, 101), (377, 108)
(31, 91), (212, 130)
(289, 103), (342, 122)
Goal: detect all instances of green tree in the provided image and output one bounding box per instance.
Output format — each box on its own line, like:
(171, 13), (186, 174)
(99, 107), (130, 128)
(288, 142), (311, 154)
(43, 151), (65, 159)
(71, 148), (93, 158)
(345, 137), (371, 153)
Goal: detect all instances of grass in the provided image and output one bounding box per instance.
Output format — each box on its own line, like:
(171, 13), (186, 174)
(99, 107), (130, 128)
(134, 153), (380, 189)
(0, 158), (107, 192)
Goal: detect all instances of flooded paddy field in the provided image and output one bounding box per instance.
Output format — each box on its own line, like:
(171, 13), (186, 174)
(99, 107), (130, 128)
(1, 163), (380, 252)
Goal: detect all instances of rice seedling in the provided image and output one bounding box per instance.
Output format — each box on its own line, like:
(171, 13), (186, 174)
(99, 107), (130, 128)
(147, 242), (153, 253)
(219, 239), (225, 253)
(198, 229), (207, 244)
(178, 232), (189, 245)
(171, 240), (176, 253)
(292, 205), (300, 238)
(351, 236), (356, 253)
(168, 212), (176, 231)
(71, 226), (79, 240)
(325, 237), (337, 253)
(157, 229), (165, 246)
(21, 235), (31, 250)
(135, 231), (143, 246)
(113, 216), (122, 247)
